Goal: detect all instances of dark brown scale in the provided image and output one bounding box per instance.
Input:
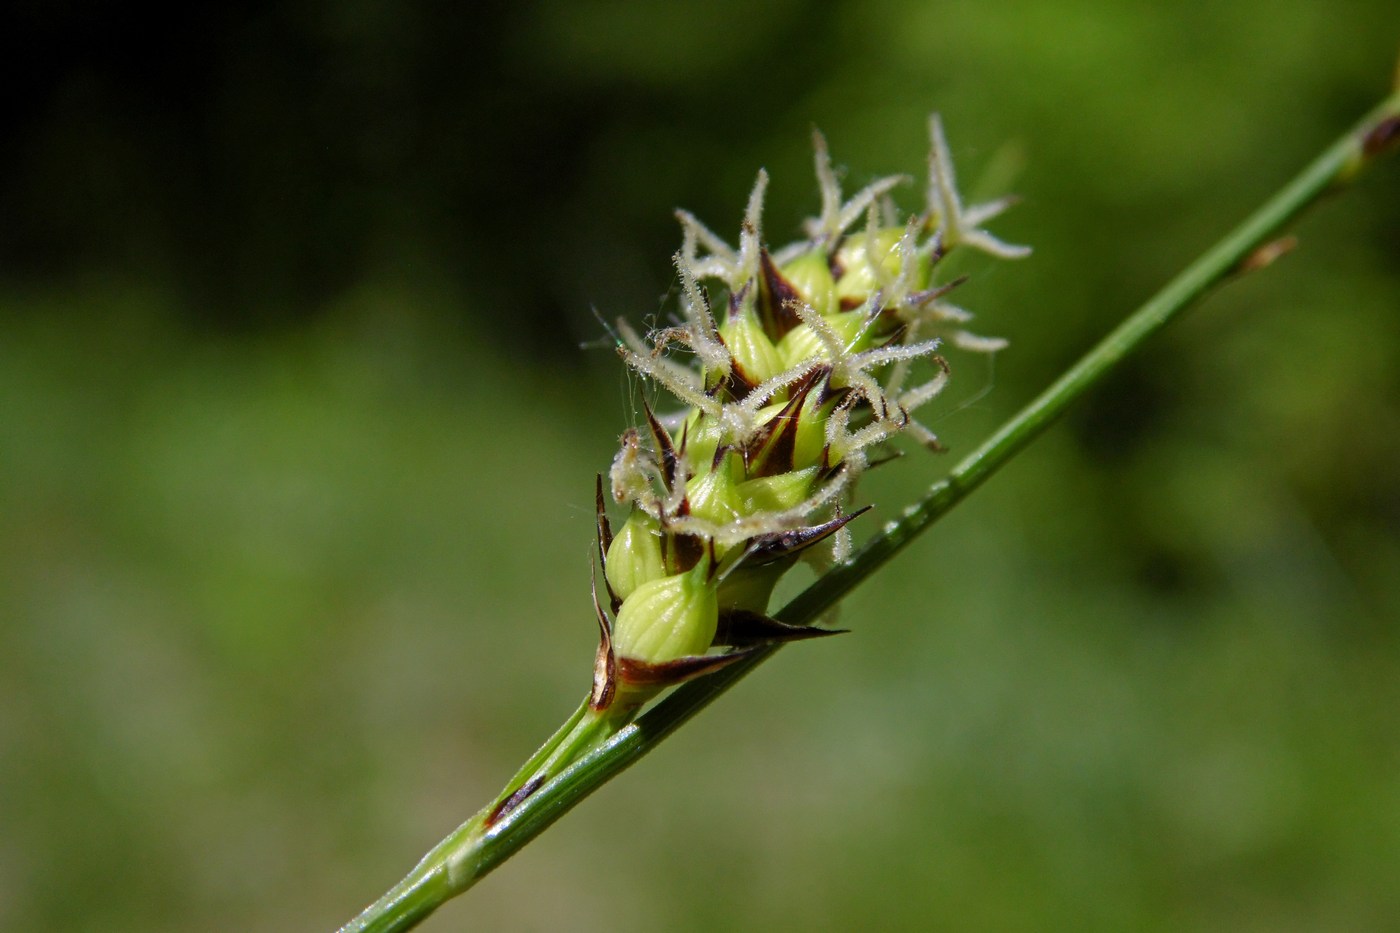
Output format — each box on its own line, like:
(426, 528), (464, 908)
(827, 245), (846, 280)
(743, 505), (871, 565)
(1363, 115), (1400, 157)
(641, 400), (680, 492)
(589, 568), (618, 709)
(741, 367), (827, 478)
(757, 248), (807, 339)
(815, 379), (850, 408)
(713, 609), (848, 647)
(663, 530), (706, 574)
(594, 474), (614, 554)
(676, 417), (691, 458)
(593, 475), (623, 612)
(485, 775), (546, 826)
(616, 648), (760, 687)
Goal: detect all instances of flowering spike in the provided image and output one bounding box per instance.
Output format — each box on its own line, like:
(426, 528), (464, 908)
(593, 118), (1027, 705)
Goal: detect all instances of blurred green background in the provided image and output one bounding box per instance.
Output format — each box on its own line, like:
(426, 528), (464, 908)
(3, 3), (1399, 930)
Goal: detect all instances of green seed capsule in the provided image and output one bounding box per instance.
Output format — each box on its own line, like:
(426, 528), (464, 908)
(718, 304), (785, 386)
(776, 310), (872, 369)
(791, 378), (837, 471)
(715, 559), (786, 613)
(685, 448), (745, 527)
(780, 249), (837, 316)
(605, 510), (666, 601)
(680, 410), (723, 475)
(611, 559), (718, 665)
(834, 228), (909, 302)
(738, 465), (820, 514)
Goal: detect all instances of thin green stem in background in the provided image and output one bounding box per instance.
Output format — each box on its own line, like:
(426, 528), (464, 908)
(339, 88), (1400, 933)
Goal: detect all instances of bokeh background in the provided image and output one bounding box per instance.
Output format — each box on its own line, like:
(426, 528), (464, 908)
(3, 3), (1399, 930)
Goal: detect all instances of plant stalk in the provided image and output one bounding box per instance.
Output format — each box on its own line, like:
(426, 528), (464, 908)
(338, 88), (1400, 933)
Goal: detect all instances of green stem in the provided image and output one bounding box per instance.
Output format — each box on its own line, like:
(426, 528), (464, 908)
(337, 89), (1400, 933)
(338, 701), (625, 933)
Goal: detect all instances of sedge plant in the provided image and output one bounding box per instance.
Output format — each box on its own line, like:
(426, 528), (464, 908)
(339, 82), (1400, 933)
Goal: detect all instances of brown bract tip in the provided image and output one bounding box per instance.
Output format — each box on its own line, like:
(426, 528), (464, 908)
(1363, 115), (1400, 158)
(595, 474), (613, 554)
(746, 505), (871, 565)
(590, 568), (618, 710)
(486, 775), (546, 827)
(617, 647), (760, 687)
(742, 368), (825, 477)
(1237, 235), (1299, 275)
(642, 400), (679, 492)
(713, 609), (849, 648)
(758, 249), (807, 339)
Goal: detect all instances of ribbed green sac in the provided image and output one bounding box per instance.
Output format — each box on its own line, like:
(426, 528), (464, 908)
(604, 511), (664, 603)
(600, 118), (1025, 679)
(715, 303), (783, 387)
(610, 558), (718, 666)
(780, 250), (838, 316)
